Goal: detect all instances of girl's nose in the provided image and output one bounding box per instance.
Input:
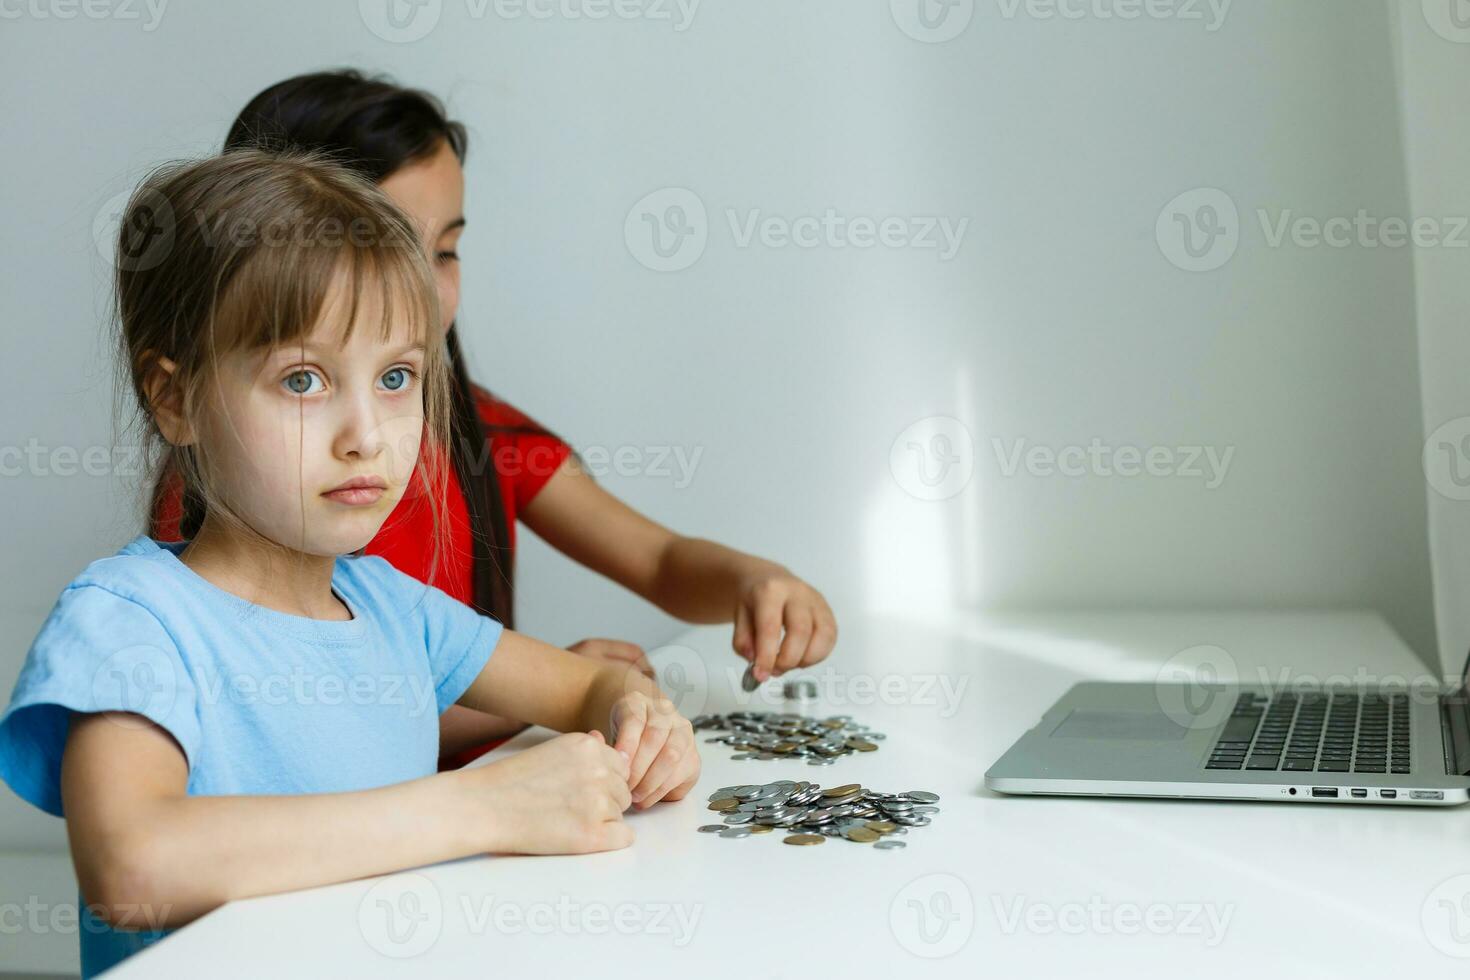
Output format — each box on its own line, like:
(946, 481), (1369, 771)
(333, 392), (387, 460)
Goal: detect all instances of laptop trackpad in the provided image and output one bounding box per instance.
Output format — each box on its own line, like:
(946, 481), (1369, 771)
(1051, 709), (1190, 741)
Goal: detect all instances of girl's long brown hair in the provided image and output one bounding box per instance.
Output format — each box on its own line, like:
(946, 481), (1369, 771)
(119, 150), (452, 580)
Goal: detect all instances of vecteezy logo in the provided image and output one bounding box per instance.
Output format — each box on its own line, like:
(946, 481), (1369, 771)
(889, 416), (975, 501)
(94, 188), (175, 272)
(1423, 874), (1470, 957)
(1424, 417), (1470, 501)
(1155, 644), (1236, 731)
(890, 0), (975, 43)
(90, 645), (180, 730)
(625, 188), (708, 272)
(644, 644), (710, 718)
(1423, 0), (1470, 43)
(358, 873), (442, 958)
(359, 0), (442, 43)
(889, 873), (974, 958)
(1156, 187), (1240, 272)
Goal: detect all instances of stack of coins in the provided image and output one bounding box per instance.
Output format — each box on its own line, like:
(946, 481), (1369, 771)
(691, 711), (884, 765)
(697, 780), (939, 847)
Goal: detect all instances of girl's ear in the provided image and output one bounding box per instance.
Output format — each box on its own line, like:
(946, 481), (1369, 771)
(141, 353), (195, 447)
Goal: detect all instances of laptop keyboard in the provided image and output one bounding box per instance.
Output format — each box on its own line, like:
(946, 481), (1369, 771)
(1205, 692), (1411, 774)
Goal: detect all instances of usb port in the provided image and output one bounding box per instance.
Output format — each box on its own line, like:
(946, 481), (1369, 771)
(1311, 787), (1339, 798)
(1380, 789), (1397, 799)
(1350, 788), (1367, 798)
(1410, 790), (1445, 801)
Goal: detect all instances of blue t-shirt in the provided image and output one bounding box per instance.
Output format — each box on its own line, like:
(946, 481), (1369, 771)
(0, 536), (503, 978)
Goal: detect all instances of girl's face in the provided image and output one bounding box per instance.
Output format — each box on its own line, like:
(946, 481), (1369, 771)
(379, 140), (465, 337)
(196, 274), (428, 557)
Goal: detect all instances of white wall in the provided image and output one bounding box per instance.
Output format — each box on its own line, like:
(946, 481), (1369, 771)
(0, 0), (1437, 861)
(1391, 0), (1470, 685)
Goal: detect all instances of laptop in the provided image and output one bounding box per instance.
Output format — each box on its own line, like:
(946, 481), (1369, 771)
(984, 651), (1470, 806)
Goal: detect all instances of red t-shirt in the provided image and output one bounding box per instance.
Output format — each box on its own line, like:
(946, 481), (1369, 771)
(151, 384), (570, 626)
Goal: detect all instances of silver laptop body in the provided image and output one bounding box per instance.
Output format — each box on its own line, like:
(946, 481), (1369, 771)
(985, 672), (1470, 806)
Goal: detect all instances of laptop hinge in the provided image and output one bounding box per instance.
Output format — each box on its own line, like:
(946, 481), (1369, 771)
(1442, 694), (1470, 777)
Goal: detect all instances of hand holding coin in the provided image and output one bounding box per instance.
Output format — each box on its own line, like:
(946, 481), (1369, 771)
(731, 565), (838, 684)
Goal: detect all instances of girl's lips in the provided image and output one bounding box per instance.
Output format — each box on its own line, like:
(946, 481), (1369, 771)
(322, 486), (385, 506)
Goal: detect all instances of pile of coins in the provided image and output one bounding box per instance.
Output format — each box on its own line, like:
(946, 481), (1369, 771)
(691, 711), (884, 765)
(698, 780), (939, 847)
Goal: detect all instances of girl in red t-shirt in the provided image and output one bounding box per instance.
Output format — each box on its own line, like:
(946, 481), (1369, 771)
(152, 70), (838, 770)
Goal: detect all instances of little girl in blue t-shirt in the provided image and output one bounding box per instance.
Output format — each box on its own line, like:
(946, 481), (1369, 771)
(0, 150), (700, 978)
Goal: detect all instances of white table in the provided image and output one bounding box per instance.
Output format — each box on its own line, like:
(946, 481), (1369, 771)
(112, 610), (1470, 977)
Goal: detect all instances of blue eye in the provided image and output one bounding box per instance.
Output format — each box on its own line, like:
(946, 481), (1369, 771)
(283, 370), (324, 395)
(380, 367), (413, 392)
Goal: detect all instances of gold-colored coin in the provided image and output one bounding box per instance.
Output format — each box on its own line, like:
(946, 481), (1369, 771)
(866, 821), (898, 834)
(773, 742), (797, 753)
(846, 739), (878, 752)
(708, 798), (739, 811)
(821, 783), (861, 797)
(845, 827), (880, 843)
(749, 824), (774, 834)
(783, 833), (826, 846)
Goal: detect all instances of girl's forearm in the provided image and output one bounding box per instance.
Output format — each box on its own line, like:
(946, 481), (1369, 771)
(648, 536), (783, 623)
(439, 703), (528, 757)
(100, 769), (482, 928)
(577, 661), (665, 737)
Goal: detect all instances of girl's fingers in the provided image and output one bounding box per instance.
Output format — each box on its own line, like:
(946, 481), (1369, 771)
(665, 770), (699, 802)
(603, 761), (634, 811)
(733, 601), (754, 661)
(751, 596), (784, 682)
(633, 751), (679, 805)
(633, 733), (690, 804)
(642, 759), (697, 807)
(627, 721), (670, 794)
(594, 820), (635, 852)
(612, 705), (646, 760)
(602, 643), (647, 665)
(775, 605), (813, 674)
(808, 611), (837, 665)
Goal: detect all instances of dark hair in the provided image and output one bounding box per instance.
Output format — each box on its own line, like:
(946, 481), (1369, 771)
(194, 69), (534, 628)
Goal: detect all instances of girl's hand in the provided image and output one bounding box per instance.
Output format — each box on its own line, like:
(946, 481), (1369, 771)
(732, 566), (838, 683)
(567, 637), (656, 680)
(609, 691), (700, 809)
(463, 730), (634, 854)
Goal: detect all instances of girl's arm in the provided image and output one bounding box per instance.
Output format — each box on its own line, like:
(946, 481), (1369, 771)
(455, 629), (701, 808)
(520, 458), (839, 682)
(64, 710), (633, 930)
(65, 630), (696, 930)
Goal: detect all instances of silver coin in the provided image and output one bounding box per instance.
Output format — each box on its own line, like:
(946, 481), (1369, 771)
(873, 840), (907, 850)
(698, 824), (726, 833)
(741, 665), (760, 692)
(905, 791), (940, 803)
(723, 813), (754, 824)
(720, 827), (752, 839)
(783, 679), (818, 700)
